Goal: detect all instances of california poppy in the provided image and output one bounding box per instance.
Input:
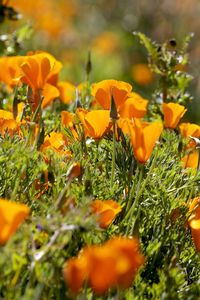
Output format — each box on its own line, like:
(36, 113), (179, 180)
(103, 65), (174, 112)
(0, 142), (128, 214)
(19, 52), (62, 111)
(179, 123), (200, 138)
(91, 79), (132, 110)
(0, 109), (20, 136)
(188, 197), (200, 251)
(76, 108), (112, 139)
(63, 236), (144, 295)
(129, 119), (163, 164)
(162, 102), (187, 129)
(179, 123), (200, 148)
(61, 111), (78, 139)
(40, 132), (71, 157)
(118, 92), (148, 119)
(182, 150), (199, 169)
(57, 81), (76, 104)
(0, 198), (30, 245)
(91, 200), (122, 228)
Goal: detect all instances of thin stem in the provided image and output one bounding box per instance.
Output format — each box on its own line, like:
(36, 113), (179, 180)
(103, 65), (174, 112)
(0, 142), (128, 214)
(124, 149), (158, 236)
(110, 120), (116, 187)
(196, 148), (200, 175)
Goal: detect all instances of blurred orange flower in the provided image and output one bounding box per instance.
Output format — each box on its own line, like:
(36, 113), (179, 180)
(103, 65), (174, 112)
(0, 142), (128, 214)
(67, 162), (81, 179)
(91, 79), (132, 110)
(57, 81), (76, 104)
(63, 237), (144, 295)
(93, 31), (120, 54)
(91, 200), (122, 228)
(77, 108), (112, 139)
(188, 197), (200, 251)
(129, 119), (163, 164)
(162, 102), (187, 129)
(0, 198), (30, 245)
(131, 64), (153, 86)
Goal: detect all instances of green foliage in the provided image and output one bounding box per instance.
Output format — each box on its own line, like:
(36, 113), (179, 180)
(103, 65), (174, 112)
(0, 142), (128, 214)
(0, 8), (200, 299)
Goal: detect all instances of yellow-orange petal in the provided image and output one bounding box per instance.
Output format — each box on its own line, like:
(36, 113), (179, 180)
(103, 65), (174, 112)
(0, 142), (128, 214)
(119, 92), (148, 119)
(84, 110), (111, 139)
(0, 199), (30, 245)
(162, 102), (187, 129)
(57, 81), (76, 104)
(182, 151), (199, 169)
(91, 79), (132, 110)
(42, 83), (60, 108)
(91, 199), (121, 228)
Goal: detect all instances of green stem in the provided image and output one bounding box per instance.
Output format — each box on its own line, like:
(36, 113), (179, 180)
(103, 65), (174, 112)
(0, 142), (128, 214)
(124, 150), (158, 236)
(124, 164), (140, 215)
(110, 120), (116, 188)
(196, 148), (200, 175)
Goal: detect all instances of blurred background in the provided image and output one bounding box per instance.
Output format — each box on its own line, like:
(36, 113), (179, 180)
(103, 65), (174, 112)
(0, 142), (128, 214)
(3, 0), (200, 122)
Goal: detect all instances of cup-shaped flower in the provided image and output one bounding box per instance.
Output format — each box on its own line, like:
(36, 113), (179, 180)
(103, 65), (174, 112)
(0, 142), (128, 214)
(118, 92), (148, 119)
(0, 198), (30, 245)
(0, 56), (25, 88)
(188, 197), (200, 251)
(19, 52), (62, 110)
(129, 119), (163, 164)
(77, 108), (112, 139)
(63, 237), (144, 295)
(40, 132), (71, 157)
(0, 109), (21, 136)
(162, 102), (187, 129)
(91, 200), (122, 228)
(182, 150), (199, 169)
(179, 123), (200, 138)
(91, 79), (132, 110)
(61, 111), (78, 139)
(179, 123), (200, 148)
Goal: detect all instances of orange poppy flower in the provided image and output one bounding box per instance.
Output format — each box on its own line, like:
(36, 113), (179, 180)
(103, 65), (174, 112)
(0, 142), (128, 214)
(182, 151), (199, 169)
(61, 111), (78, 139)
(179, 123), (200, 148)
(117, 118), (134, 137)
(91, 79), (132, 110)
(179, 123), (200, 138)
(63, 237), (144, 295)
(118, 92), (148, 119)
(0, 198), (30, 245)
(40, 132), (71, 157)
(19, 52), (62, 111)
(0, 109), (20, 136)
(57, 81), (76, 104)
(162, 102), (187, 129)
(41, 83), (60, 108)
(0, 56), (25, 88)
(76, 108), (112, 139)
(131, 63), (153, 86)
(91, 200), (122, 228)
(188, 197), (200, 251)
(129, 119), (163, 164)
